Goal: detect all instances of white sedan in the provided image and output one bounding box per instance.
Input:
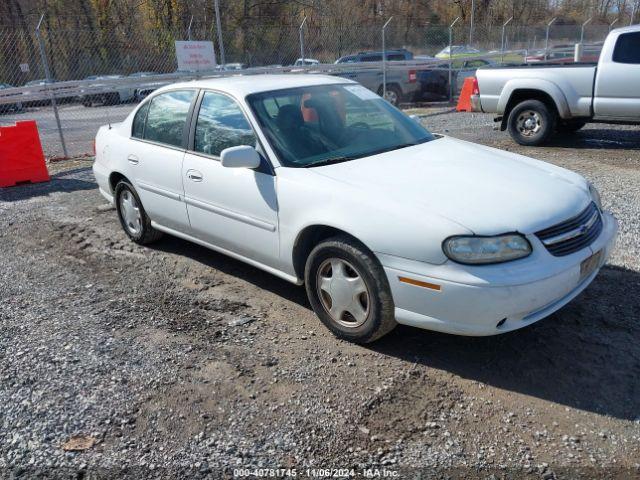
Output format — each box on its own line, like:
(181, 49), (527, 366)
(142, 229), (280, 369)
(92, 74), (617, 343)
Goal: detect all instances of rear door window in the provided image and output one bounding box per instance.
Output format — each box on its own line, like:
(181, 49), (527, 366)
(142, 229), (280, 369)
(143, 90), (195, 147)
(131, 102), (150, 139)
(612, 32), (640, 64)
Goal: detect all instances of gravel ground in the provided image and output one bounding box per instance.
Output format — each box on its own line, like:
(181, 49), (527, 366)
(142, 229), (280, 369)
(1, 112), (639, 479)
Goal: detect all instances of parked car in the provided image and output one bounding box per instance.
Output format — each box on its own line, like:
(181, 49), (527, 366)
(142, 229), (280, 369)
(333, 49), (419, 105)
(129, 72), (162, 101)
(472, 25), (640, 145)
(223, 63), (247, 70)
(92, 74), (617, 343)
(80, 75), (136, 107)
(293, 58), (320, 67)
(455, 58), (496, 92)
(525, 43), (602, 63)
(22, 78), (76, 106)
(0, 83), (24, 113)
(335, 49), (413, 63)
(435, 45), (482, 59)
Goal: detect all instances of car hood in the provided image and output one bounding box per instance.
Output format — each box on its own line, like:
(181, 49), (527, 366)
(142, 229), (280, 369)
(309, 136), (590, 235)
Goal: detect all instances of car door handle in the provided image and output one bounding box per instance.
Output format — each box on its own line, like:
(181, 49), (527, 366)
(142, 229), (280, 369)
(127, 154), (139, 165)
(186, 170), (203, 182)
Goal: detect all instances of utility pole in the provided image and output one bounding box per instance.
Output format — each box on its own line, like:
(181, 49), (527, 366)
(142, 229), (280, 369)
(382, 16), (393, 101)
(214, 0), (225, 68)
(299, 17), (307, 65)
(545, 17), (557, 61)
(36, 14), (67, 158)
(501, 16), (513, 64)
(449, 16), (460, 101)
(469, 0), (475, 45)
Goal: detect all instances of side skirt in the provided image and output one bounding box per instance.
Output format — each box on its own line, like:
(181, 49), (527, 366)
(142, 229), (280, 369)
(150, 221), (303, 286)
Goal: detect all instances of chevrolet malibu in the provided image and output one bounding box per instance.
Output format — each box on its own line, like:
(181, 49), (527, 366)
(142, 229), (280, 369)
(92, 74), (617, 343)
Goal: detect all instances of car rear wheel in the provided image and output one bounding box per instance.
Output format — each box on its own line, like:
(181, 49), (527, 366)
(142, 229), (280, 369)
(305, 235), (396, 343)
(507, 99), (556, 146)
(115, 180), (163, 245)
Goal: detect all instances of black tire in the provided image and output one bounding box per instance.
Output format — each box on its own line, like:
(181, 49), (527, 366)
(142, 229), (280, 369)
(114, 180), (163, 245)
(557, 120), (586, 133)
(304, 235), (396, 343)
(378, 84), (403, 107)
(507, 99), (556, 146)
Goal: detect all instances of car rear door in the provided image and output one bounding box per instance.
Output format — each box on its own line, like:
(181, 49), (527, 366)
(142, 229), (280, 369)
(594, 31), (640, 120)
(127, 89), (196, 231)
(182, 90), (279, 267)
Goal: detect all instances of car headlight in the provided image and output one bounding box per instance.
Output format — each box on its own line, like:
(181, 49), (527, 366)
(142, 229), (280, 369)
(588, 182), (602, 211)
(443, 234), (532, 265)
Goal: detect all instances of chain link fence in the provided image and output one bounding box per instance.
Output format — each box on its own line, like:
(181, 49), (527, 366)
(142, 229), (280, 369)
(0, 16), (620, 159)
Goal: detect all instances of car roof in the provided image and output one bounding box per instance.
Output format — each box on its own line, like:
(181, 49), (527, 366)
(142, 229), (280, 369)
(612, 24), (640, 34)
(156, 74), (355, 97)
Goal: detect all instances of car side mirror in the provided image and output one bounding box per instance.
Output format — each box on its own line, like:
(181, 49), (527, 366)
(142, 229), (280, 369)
(220, 145), (261, 169)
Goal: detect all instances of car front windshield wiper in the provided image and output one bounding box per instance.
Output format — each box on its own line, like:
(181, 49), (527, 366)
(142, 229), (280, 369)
(368, 141), (424, 155)
(306, 155), (360, 168)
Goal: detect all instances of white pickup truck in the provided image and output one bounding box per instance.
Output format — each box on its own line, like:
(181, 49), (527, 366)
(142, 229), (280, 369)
(472, 25), (640, 145)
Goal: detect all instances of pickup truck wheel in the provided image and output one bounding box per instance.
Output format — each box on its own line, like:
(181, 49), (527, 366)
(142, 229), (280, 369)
(115, 181), (163, 245)
(507, 100), (556, 146)
(378, 85), (402, 106)
(305, 235), (396, 344)
(557, 120), (586, 133)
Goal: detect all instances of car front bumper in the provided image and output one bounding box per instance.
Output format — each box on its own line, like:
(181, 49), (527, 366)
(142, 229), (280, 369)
(378, 211), (618, 336)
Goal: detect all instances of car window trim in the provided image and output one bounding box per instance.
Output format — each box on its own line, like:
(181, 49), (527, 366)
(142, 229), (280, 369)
(186, 87), (275, 176)
(131, 100), (150, 139)
(612, 31), (640, 64)
(130, 87), (198, 149)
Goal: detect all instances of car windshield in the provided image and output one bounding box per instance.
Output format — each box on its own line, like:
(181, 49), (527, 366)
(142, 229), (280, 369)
(246, 84), (436, 167)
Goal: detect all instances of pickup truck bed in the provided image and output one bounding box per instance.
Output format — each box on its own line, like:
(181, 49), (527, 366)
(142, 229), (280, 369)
(472, 24), (640, 145)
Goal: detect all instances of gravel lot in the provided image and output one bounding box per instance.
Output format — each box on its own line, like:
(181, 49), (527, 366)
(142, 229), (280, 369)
(1, 111), (639, 479)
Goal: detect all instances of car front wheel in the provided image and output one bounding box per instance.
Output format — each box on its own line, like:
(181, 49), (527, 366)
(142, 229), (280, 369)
(115, 180), (163, 245)
(507, 99), (556, 146)
(305, 235), (396, 343)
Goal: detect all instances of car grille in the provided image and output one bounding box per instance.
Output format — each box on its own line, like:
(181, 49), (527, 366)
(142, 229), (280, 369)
(535, 202), (602, 257)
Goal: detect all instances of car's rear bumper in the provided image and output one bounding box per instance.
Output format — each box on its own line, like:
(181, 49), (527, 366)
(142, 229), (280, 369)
(379, 212), (617, 336)
(92, 161), (114, 204)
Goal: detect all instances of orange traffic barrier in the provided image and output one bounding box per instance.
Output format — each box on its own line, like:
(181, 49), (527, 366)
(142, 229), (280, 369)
(456, 77), (477, 112)
(0, 120), (50, 188)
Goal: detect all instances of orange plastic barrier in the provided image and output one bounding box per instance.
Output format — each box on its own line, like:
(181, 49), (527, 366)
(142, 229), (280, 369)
(456, 77), (476, 112)
(0, 120), (50, 188)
